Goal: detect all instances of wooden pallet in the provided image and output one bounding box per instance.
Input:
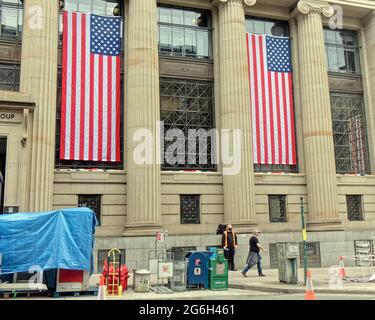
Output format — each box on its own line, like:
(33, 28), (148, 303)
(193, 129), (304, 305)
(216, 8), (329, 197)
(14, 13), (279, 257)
(0, 291), (45, 299)
(51, 289), (98, 298)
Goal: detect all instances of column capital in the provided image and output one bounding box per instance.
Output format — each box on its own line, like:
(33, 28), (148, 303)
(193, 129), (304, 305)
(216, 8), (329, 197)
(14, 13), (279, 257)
(211, 0), (256, 8)
(291, 0), (334, 18)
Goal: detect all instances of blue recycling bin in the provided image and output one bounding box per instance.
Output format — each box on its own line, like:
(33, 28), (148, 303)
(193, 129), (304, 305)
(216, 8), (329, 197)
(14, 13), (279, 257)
(185, 251), (213, 289)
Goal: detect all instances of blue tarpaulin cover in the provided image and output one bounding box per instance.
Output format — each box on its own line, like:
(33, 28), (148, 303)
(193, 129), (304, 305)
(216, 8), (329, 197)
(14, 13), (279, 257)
(0, 207), (97, 274)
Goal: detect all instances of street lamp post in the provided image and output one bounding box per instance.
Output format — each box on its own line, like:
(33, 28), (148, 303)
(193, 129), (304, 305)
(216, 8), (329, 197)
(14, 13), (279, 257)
(300, 197), (308, 285)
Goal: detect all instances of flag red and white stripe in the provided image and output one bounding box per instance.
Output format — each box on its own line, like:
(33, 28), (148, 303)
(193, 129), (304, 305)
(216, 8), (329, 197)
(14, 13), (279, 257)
(60, 11), (121, 162)
(246, 33), (297, 165)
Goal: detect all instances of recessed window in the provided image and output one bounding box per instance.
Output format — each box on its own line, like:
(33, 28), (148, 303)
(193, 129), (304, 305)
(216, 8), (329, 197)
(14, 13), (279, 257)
(0, 63), (20, 91)
(157, 5), (212, 59)
(346, 195), (363, 221)
(331, 93), (369, 174)
(180, 195), (200, 224)
(78, 195), (102, 225)
(324, 29), (361, 75)
(0, 1), (23, 40)
(160, 78), (216, 171)
(245, 17), (289, 37)
(268, 195), (287, 222)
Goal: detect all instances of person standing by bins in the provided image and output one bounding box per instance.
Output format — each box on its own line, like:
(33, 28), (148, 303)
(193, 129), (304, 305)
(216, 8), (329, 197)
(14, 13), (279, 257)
(222, 224), (238, 271)
(241, 229), (268, 277)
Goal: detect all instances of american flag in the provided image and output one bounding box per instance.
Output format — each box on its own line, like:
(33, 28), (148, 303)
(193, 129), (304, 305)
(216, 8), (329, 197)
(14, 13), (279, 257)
(246, 33), (297, 165)
(60, 11), (121, 162)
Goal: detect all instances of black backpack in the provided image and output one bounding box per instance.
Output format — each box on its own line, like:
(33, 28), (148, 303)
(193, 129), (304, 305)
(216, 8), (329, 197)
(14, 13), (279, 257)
(216, 224), (227, 235)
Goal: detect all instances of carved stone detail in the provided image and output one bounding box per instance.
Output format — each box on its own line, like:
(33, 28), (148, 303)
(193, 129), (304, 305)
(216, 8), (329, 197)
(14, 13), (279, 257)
(212, 0), (256, 8)
(293, 0), (334, 18)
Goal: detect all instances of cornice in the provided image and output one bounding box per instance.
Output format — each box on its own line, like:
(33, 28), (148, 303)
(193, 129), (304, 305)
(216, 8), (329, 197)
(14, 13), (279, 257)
(291, 0), (335, 18)
(211, 0), (257, 8)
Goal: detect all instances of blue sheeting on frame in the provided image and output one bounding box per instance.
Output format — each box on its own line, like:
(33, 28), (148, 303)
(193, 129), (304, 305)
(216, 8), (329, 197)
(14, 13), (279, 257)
(0, 207), (98, 274)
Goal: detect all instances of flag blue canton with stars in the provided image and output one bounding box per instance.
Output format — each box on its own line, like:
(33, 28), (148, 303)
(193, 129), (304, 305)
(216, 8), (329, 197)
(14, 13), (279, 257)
(90, 14), (121, 56)
(266, 36), (292, 73)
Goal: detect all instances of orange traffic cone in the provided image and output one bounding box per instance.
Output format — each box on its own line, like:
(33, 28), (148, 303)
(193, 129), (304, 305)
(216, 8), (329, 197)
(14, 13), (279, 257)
(98, 275), (106, 300)
(338, 256), (346, 279)
(304, 270), (316, 300)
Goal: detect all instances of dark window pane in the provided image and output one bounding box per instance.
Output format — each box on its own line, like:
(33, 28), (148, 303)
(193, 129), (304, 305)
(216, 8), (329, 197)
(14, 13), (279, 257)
(268, 195), (287, 223)
(345, 50), (357, 74)
(0, 63), (20, 91)
(180, 195), (200, 224)
(346, 195), (363, 221)
(78, 195), (102, 225)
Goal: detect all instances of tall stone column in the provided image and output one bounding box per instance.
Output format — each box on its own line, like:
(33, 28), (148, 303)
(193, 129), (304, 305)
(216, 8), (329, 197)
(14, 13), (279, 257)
(20, 0), (59, 212)
(293, 0), (342, 230)
(123, 0), (162, 236)
(362, 11), (375, 173)
(214, 0), (257, 233)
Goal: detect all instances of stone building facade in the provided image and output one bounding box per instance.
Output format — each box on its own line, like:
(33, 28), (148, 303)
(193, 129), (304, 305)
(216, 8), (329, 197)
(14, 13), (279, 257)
(0, 0), (374, 271)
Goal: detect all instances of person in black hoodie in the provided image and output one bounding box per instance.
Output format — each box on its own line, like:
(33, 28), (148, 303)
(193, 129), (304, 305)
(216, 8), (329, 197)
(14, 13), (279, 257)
(221, 224), (238, 271)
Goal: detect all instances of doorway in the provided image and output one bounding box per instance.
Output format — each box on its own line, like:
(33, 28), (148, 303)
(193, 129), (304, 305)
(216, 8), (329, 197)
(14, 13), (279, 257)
(0, 138), (7, 213)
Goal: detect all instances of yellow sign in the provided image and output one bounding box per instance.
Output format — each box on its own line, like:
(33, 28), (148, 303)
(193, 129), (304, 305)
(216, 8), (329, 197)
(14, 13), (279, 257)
(302, 229), (307, 241)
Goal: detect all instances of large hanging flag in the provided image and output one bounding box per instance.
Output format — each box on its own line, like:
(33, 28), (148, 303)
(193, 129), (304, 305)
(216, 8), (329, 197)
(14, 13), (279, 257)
(60, 11), (121, 162)
(246, 33), (297, 165)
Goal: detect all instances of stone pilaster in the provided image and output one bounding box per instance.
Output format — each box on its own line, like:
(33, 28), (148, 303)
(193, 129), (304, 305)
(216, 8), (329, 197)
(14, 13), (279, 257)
(214, 0), (257, 233)
(293, 0), (342, 230)
(362, 11), (375, 173)
(123, 0), (162, 236)
(20, 0), (59, 212)
(289, 18), (305, 173)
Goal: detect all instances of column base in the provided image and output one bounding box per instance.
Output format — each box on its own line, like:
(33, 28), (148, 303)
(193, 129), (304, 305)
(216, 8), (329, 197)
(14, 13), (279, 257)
(122, 223), (164, 237)
(307, 219), (343, 232)
(227, 221), (258, 234)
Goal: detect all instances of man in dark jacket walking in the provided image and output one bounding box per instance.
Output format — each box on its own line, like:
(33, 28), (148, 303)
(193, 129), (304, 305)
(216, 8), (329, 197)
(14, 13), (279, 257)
(222, 224), (238, 271)
(241, 229), (268, 277)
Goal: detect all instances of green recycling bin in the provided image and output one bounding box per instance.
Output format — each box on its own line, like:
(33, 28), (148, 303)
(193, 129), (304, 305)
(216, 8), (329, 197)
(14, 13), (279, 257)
(209, 248), (228, 291)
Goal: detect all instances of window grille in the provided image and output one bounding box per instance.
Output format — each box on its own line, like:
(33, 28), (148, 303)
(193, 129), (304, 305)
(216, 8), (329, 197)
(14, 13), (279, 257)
(180, 195), (200, 224)
(331, 93), (369, 174)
